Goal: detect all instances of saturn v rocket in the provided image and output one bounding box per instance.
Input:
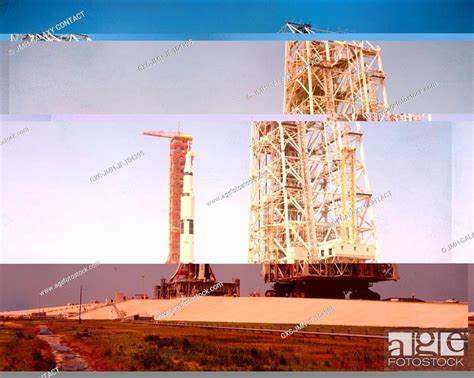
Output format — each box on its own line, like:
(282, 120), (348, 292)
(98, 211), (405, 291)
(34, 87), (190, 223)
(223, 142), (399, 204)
(175, 146), (215, 282)
(179, 147), (195, 263)
(146, 129), (240, 294)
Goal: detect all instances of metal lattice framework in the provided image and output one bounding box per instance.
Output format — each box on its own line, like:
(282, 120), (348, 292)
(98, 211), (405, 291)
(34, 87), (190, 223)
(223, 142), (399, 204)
(281, 22), (316, 34)
(143, 131), (193, 264)
(10, 33), (91, 42)
(248, 121), (378, 265)
(279, 22), (340, 34)
(248, 24), (417, 287)
(283, 40), (389, 116)
(261, 262), (398, 284)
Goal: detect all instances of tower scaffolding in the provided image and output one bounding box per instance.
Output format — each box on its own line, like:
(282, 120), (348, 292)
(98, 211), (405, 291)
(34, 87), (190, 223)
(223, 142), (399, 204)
(249, 121), (378, 265)
(283, 40), (389, 116)
(248, 120), (398, 298)
(282, 24), (430, 121)
(144, 131), (193, 264)
(248, 23), (410, 298)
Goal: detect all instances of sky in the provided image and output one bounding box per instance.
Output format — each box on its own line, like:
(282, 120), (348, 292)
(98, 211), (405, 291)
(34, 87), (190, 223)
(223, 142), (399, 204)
(451, 122), (474, 263)
(0, 264), (470, 312)
(1, 41), (473, 114)
(0, 0), (472, 34)
(1, 118), (472, 264)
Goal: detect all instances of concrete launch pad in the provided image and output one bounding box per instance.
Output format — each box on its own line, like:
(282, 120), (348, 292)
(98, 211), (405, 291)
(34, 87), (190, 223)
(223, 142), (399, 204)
(1, 297), (467, 328)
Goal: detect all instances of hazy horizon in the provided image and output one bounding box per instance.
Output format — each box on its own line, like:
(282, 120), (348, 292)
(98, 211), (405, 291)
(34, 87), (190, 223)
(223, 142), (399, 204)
(0, 264), (470, 312)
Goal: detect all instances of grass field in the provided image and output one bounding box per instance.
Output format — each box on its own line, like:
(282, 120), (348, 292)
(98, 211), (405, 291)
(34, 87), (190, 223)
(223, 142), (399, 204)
(1, 319), (386, 371)
(1, 319), (471, 371)
(0, 321), (56, 371)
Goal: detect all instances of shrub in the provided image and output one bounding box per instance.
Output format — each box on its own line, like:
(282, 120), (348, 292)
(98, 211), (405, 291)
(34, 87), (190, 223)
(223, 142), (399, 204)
(144, 334), (160, 343)
(182, 338), (191, 349)
(15, 331), (25, 339)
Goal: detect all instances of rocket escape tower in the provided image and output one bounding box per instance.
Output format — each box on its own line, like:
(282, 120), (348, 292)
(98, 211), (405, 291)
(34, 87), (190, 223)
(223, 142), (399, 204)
(248, 23), (399, 299)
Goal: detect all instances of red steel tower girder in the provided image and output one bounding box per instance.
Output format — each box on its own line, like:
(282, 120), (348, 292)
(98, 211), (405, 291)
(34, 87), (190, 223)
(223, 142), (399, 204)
(144, 131), (193, 264)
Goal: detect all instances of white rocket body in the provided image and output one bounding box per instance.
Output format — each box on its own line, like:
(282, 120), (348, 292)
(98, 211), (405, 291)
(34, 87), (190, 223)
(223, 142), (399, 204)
(180, 149), (195, 263)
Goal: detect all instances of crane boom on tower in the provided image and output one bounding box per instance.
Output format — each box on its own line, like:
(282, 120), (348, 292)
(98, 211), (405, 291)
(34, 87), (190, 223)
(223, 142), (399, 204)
(143, 131), (193, 140)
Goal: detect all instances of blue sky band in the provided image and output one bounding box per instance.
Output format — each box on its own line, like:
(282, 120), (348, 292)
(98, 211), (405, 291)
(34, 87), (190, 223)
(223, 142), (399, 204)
(0, 0), (472, 35)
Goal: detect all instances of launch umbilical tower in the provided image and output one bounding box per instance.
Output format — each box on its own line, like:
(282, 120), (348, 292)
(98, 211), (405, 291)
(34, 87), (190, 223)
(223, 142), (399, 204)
(248, 23), (401, 299)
